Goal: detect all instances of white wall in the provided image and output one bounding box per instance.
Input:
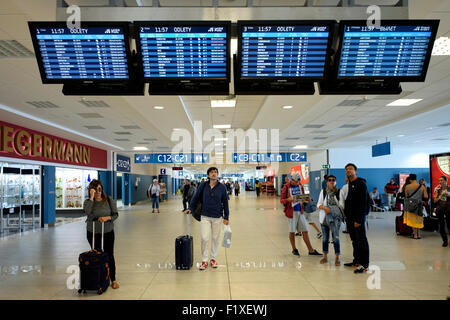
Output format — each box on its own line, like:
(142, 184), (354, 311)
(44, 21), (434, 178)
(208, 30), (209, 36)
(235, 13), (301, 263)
(308, 150), (328, 171)
(330, 145), (449, 169)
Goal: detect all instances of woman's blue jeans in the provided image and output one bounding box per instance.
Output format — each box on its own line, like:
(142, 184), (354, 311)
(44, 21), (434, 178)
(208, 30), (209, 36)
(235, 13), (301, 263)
(152, 196), (159, 209)
(321, 221), (341, 255)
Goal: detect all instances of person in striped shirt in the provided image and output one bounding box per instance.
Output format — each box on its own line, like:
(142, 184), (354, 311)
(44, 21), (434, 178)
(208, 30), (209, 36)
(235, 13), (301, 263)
(384, 178), (399, 210)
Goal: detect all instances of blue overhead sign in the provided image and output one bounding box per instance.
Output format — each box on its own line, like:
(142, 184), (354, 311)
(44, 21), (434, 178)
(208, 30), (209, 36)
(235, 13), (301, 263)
(116, 154), (131, 172)
(134, 153), (210, 164)
(372, 142), (391, 157)
(232, 152), (307, 163)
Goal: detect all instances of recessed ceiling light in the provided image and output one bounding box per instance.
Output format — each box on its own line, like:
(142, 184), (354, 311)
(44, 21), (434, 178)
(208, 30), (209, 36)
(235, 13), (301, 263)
(215, 138), (228, 141)
(133, 146), (149, 151)
(214, 124), (231, 129)
(387, 99), (423, 106)
(211, 99), (236, 108)
(282, 105), (293, 109)
(397, 134), (405, 137)
(432, 36), (450, 56)
(293, 145), (308, 149)
(153, 106), (164, 110)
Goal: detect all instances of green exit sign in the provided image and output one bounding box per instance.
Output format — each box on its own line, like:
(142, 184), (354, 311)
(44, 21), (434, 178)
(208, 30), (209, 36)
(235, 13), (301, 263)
(322, 164), (330, 169)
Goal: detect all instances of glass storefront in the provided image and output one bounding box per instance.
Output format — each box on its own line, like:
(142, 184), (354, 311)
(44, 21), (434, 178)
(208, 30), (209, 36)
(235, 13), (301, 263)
(0, 162), (41, 234)
(55, 168), (98, 209)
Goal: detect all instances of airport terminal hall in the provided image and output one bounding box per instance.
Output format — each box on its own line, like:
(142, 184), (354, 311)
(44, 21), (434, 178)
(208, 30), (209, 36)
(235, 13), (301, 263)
(1, 0), (450, 305)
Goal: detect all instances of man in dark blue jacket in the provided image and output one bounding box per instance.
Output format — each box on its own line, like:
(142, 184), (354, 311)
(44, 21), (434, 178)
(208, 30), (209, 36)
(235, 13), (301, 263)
(187, 167), (230, 271)
(343, 163), (370, 274)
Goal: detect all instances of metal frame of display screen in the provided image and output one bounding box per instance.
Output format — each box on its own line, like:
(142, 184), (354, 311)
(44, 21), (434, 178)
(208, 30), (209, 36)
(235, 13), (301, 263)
(28, 21), (134, 84)
(134, 20), (231, 81)
(335, 20), (440, 82)
(236, 20), (336, 81)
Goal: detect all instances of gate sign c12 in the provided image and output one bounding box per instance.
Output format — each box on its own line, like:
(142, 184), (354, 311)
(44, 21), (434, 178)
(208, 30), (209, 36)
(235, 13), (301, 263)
(232, 152), (306, 163)
(116, 154), (131, 172)
(134, 153), (210, 164)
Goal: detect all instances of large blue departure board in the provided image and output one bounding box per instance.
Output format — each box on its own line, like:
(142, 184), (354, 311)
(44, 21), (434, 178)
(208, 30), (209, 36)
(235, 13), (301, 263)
(32, 26), (129, 80)
(138, 25), (229, 78)
(240, 25), (330, 78)
(338, 25), (434, 78)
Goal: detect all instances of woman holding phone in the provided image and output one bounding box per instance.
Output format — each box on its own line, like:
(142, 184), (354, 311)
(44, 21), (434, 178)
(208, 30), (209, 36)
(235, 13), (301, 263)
(83, 180), (120, 289)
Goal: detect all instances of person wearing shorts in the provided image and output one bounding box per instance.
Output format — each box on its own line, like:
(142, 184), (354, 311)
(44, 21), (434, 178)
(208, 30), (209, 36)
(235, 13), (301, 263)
(281, 173), (322, 257)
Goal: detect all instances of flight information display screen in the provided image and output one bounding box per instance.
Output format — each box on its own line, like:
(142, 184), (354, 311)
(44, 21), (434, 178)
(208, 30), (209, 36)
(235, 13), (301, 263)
(138, 25), (228, 78)
(240, 25), (330, 78)
(32, 26), (129, 80)
(338, 25), (434, 78)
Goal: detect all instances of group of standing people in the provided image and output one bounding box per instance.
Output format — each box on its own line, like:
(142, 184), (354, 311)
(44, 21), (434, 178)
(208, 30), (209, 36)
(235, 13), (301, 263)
(402, 174), (450, 246)
(281, 163), (371, 274)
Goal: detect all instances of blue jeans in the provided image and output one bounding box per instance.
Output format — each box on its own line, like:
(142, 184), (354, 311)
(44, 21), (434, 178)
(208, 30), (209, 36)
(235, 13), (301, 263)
(321, 221), (341, 255)
(152, 196), (159, 209)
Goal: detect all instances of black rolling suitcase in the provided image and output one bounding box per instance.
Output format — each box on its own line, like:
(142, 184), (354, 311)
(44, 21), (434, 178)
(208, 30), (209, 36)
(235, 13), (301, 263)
(78, 221), (110, 295)
(175, 214), (194, 270)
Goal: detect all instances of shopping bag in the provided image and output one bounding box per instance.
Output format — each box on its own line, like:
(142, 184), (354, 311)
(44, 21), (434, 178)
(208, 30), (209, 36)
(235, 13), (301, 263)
(222, 225), (232, 248)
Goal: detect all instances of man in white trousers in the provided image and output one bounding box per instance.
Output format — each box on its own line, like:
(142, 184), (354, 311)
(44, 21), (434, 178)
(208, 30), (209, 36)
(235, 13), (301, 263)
(187, 167), (230, 270)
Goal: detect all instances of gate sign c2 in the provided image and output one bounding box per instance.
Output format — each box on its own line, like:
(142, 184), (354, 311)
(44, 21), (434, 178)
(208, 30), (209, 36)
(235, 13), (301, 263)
(232, 152), (307, 163)
(116, 154), (130, 172)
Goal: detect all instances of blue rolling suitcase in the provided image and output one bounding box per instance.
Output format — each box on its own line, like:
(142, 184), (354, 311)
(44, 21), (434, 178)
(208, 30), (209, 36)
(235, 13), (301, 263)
(78, 221), (110, 295)
(175, 214), (194, 270)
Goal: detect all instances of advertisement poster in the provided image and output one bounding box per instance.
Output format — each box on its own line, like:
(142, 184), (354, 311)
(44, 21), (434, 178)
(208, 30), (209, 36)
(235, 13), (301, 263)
(290, 163), (310, 185)
(399, 173), (410, 190)
(430, 153), (450, 196)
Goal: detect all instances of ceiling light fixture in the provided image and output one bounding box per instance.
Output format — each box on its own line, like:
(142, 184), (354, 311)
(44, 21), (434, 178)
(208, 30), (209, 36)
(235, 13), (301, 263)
(432, 36), (450, 56)
(397, 134), (405, 137)
(133, 146), (149, 151)
(211, 99), (236, 108)
(153, 106), (164, 110)
(386, 99), (423, 106)
(293, 145), (308, 149)
(214, 124), (231, 129)
(282, 105), (293, 109)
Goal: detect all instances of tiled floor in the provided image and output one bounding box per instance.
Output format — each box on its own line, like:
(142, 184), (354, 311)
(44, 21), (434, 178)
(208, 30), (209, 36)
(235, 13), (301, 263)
(0, 192), (449, 300)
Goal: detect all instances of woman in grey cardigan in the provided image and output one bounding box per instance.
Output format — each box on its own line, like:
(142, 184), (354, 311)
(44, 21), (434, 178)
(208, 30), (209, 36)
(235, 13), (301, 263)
(83, 180), (119, 289)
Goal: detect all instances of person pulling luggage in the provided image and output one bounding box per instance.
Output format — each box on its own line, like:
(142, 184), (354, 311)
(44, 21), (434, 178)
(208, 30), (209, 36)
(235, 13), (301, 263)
(186, 167), (230, 270)
(83, 180), (120, 289)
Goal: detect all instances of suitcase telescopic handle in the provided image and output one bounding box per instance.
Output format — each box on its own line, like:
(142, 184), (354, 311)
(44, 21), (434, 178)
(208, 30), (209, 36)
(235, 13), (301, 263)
(186, 212), (191, 237)
(92, 218), (105, 252)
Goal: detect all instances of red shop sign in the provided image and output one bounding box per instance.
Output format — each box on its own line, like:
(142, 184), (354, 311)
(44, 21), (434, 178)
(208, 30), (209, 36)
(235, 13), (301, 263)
(0, 120), (107, 169)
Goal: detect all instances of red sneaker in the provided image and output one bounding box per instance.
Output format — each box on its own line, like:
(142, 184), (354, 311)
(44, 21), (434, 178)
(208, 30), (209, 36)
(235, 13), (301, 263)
(199, 261), (208, 270)
(210, 259), (218, 268)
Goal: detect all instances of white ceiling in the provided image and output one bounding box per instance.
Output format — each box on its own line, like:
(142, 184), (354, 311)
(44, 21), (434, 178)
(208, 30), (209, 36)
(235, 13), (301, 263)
(0, 0), (449, 156)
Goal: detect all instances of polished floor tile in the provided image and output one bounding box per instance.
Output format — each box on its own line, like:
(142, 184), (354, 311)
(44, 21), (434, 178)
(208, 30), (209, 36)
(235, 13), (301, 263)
(0, 193), (449, 300)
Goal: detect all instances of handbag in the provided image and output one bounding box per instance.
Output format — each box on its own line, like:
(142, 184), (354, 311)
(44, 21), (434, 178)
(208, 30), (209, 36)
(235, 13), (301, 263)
(150, 186), (157, 199)
(404, 185), (423, 215)
(222, 225), (232, 248)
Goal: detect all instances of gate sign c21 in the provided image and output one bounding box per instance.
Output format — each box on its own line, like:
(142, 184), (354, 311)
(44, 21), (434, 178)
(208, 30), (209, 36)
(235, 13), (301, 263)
(116, 154), (130, 172)
(134, 153), (210, 164)
(232, 152), (307, 163)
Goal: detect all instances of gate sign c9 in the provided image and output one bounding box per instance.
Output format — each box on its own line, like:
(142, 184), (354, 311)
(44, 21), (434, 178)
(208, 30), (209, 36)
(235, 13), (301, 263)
(232, 152), (306, 163)
(134, 153), (210, 164)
